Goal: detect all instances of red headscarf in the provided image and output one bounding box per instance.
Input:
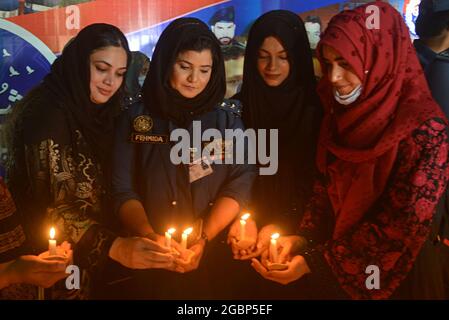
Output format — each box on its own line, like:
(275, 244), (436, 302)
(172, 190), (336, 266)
(316, 2), (447, 239)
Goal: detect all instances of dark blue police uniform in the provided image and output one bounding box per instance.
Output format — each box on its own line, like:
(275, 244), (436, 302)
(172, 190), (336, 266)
(111, 98), (256, 299)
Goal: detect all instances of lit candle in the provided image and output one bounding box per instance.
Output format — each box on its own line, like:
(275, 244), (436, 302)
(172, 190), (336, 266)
(239, 213), (251, 241)
(270, 233), (280, 263)
(165, 228), (176, 248)
(181, 227), (193, 250)
(49, 227), (57, 256)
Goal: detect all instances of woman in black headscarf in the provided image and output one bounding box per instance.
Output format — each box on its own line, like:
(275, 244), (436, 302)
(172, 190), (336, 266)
(112, 17), (255, 299)
(7, 24), (176, 299)
(142, 18), (228, 127)
(227, 10), (323, 298)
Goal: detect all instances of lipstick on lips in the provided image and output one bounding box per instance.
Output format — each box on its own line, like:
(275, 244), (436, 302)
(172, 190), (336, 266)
(98, 87), (112, 96)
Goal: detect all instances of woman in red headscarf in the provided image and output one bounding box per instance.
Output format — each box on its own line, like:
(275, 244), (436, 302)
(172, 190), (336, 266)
(251, 2), (449, 299)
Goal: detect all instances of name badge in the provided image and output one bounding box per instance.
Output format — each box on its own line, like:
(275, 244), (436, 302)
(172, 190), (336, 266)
(189, 157), (213, 183)
(131, 133), (168, 144)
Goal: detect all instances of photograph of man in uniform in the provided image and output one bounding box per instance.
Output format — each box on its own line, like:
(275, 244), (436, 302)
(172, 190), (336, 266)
(209, 6), (246, 98)
(209, 6), (239, 46)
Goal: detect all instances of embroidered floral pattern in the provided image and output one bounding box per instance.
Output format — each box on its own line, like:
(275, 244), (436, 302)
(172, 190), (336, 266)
(0, 178), (25, 258)
(25, 130), (103, 244)
(21, 129), (112, 299)
(0, 225), (26, 255)
(299, 118), (449, 299)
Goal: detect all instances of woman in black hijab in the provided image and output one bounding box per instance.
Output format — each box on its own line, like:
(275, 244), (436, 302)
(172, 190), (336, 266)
(7, 24), (176, 299)
(112, 17), (255, 299)
(142, 18), (227, 127)
(227, 10), (323, 298)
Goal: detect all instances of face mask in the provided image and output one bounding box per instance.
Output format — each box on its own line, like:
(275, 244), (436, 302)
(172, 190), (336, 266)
(138, 76), (146, 87)
(334, 84), (363, 106)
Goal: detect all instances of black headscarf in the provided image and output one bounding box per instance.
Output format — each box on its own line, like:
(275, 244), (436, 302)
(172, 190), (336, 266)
(238, 10), (320, 136)
(235, 10), (323, 227)
(6, 23), (131, 246)
(40, 23), (131, 167)
(142, 18), (226, 127)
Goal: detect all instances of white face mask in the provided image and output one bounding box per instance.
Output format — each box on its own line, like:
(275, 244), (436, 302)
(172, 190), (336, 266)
(334, 84), (363, 106)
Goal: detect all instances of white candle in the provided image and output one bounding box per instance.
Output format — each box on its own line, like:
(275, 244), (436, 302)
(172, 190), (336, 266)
(165, 228), (176, 248)
(181, 227), (193, 250)
(49, 227), (57, 256)
(270, 233), (280, 263)
(239, 213), (251, 241)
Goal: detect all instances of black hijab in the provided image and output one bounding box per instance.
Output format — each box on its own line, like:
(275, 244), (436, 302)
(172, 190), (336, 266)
(40, 23), (131, 167)
(6, 24), (131, 244)
(238, 10), (320, 136)
(236, 10), (323, 226)
(142, 18), (226, 127)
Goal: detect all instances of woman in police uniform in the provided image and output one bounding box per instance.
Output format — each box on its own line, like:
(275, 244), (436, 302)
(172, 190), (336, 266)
(111, 17), (255, 299)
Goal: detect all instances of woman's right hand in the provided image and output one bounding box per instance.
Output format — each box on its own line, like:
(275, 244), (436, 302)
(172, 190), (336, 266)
(4, 256), (69, 288)
(108, 236), (179, 270)
(235, 224), (280, 260)
(2, 243), (72, 289)
(227, 217), (258, 259)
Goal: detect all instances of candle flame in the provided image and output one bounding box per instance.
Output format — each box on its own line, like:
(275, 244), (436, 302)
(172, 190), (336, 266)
(183, 227), (193, 235)
(271, 233), (280, 240)
(241, 213), (251, 221)
(167, 228), (176, 235)
(50, 227), (55, 239)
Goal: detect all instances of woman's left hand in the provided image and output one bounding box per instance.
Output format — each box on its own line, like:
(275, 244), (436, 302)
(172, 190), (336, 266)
(174, 239), (206, 273)
(250, 253), (311, 285)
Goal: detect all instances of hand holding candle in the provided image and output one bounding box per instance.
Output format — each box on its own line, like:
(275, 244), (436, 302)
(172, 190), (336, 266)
(175, 239), (204, 273)
(37, 227), (66, 300)
(228, 213), (256, 253)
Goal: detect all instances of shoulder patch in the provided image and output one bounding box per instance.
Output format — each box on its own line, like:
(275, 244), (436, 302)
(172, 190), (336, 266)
(123, 93), (143, 109)
(218, 99), (242, 116)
